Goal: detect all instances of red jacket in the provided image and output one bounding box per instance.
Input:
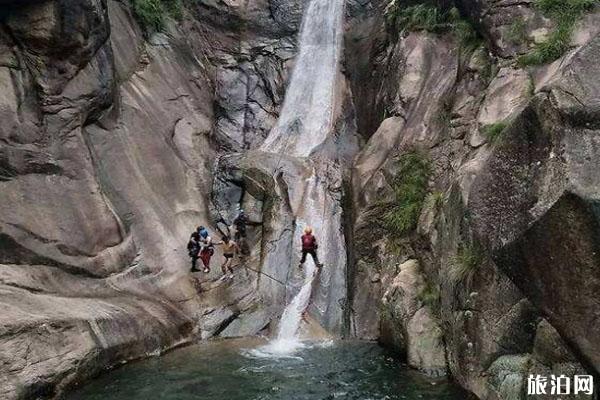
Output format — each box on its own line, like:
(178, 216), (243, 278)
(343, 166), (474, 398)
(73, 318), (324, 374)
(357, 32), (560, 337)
(301, 233), (317, 251)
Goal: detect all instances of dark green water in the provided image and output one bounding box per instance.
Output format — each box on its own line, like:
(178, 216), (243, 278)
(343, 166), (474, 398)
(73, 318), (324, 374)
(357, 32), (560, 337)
(66, 339), (467, 400)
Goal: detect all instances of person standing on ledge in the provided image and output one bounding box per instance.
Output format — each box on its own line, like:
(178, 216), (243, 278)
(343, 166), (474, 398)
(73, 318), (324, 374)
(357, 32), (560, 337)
(298, 226), (323, 270)
(188, 226), (204, 272)
(219, 235), (240, 277)
(198, 228), (216, 273)
(232, 209), (250, 255)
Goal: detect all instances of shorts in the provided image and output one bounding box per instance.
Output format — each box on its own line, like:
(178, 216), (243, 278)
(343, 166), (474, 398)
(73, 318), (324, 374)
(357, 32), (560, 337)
(224, 253), (234, 259)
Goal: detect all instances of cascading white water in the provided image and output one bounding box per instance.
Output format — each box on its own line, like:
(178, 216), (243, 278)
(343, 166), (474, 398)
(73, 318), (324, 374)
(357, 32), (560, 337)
(253, 0), (346, 356)
(251, 174), (343, 357)
(266, 175), (331, 354)
(261, 258), (317, 354)
(260, 0), (345, 158)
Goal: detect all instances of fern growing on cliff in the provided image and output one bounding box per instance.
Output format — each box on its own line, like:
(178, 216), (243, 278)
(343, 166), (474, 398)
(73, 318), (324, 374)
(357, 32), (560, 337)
(389, 3), (448, 33)
(480, 121), (508, 143)
(131, 0), (183, 33)
(418, 282), (441, 315)
(519, 0), (598, 65)
(385, 2), (480, 49)
(449, 242), (483, 285)
(379, 151), (431, 236)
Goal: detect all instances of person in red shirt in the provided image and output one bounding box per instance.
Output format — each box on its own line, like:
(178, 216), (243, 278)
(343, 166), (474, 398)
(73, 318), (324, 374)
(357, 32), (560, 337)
(298, 226), (324, 270)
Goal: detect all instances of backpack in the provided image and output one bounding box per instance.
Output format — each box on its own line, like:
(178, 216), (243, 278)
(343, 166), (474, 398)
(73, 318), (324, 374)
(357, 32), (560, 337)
(302, 234), (316, 250)
(188, 238), (200, 256)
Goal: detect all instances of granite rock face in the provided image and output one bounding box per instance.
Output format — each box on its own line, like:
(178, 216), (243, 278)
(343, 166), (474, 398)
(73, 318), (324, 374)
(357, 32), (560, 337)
(0, 0), (303, 398)
(380, 260), (447, 376)
(346, 0), (600, 398)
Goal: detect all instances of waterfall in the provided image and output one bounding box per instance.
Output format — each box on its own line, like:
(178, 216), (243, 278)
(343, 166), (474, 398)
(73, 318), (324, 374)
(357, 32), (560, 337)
(270, 175), (331, 353)
(260, 0), (345, 158)
(254, 173), (345, 357)
(252, 0), (346, 355)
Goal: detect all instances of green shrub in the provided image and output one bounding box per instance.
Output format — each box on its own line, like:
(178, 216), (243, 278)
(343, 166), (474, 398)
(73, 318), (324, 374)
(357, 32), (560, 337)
(480, 121), (508, 143)
(395, 4), (448, 32)
(427, 191), (445, 210)
(131, 0), (183, 32)
(525, 75), (536, 97)
(385, 2), (480, 48)
(475, 49), (497, 84)
(435, 101), (453, 129)
(449, 242), (483, 284)
(453, 18), (480, 50)
(506, 18), (528, 45)
(164, 0), (183, 19)
(418, 282), (441, 314)
(380, 151), (431, 236)
(519, 0), (598, 66)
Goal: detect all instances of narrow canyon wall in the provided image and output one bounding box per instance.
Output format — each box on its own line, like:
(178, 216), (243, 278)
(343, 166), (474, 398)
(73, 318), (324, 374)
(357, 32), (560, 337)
(0, 0), (307, 397)
(345, 0), (600, 398)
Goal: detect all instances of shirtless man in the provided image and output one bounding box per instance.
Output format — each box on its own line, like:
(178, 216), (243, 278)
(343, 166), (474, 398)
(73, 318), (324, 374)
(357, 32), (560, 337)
(219, 235), (240, 276)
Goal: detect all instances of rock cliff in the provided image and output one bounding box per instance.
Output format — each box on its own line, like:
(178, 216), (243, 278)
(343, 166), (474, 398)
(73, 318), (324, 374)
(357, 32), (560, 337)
(346, 0), (600, 398)
(0, 0), (303, 397)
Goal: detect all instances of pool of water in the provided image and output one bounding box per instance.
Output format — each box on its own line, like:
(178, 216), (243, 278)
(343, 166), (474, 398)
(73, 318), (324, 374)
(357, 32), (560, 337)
(66, 339), (468, 400)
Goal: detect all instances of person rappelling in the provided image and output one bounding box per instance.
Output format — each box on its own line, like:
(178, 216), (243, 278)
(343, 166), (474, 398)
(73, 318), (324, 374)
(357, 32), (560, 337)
(188, 226), (215, 273)
(298, 226), (324, 270)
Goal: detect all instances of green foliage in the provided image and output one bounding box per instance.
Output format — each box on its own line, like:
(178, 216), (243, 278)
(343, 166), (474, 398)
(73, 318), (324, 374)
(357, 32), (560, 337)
(164, 0), (183, 19)
(436, 106), (452, 131)
(392, 3), (448, 32)
(518, 23), (573, 65)
(449, 242), (483, 284)
(380, 151), (431, 236)
(131, 0), (183, 33)
(519, 0), (598, 66)
(506, 18), (528, 45)
(427, 191), (445, 210)
(480, 121), (508, 143)
(385, 2), (480, 48)
(453, 18), (480, 50)
(525, 75), (536, 98)
(473, 48), (496, 85)
(536, 0), (596, 16)
(418, 282), (441, 314)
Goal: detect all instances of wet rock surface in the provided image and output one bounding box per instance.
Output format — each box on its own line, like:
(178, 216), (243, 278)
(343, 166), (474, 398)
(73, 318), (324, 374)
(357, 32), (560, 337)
(0, 0), (303, 397)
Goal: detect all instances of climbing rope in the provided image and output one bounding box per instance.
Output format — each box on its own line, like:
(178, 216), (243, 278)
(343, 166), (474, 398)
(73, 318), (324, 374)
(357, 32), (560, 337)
(243, 265), (286, 286)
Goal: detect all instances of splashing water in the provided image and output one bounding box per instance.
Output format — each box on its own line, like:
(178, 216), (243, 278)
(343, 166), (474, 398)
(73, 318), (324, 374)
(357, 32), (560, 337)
(257, 256), (317, 356)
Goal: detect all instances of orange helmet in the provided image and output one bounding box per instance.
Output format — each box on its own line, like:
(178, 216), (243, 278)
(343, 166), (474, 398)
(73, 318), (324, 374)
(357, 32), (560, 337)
(304, 226), (313, 234)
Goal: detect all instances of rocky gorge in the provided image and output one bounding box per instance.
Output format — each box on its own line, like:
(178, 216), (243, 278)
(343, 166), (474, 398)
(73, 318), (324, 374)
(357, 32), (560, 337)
(0, 0), (599, 399)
